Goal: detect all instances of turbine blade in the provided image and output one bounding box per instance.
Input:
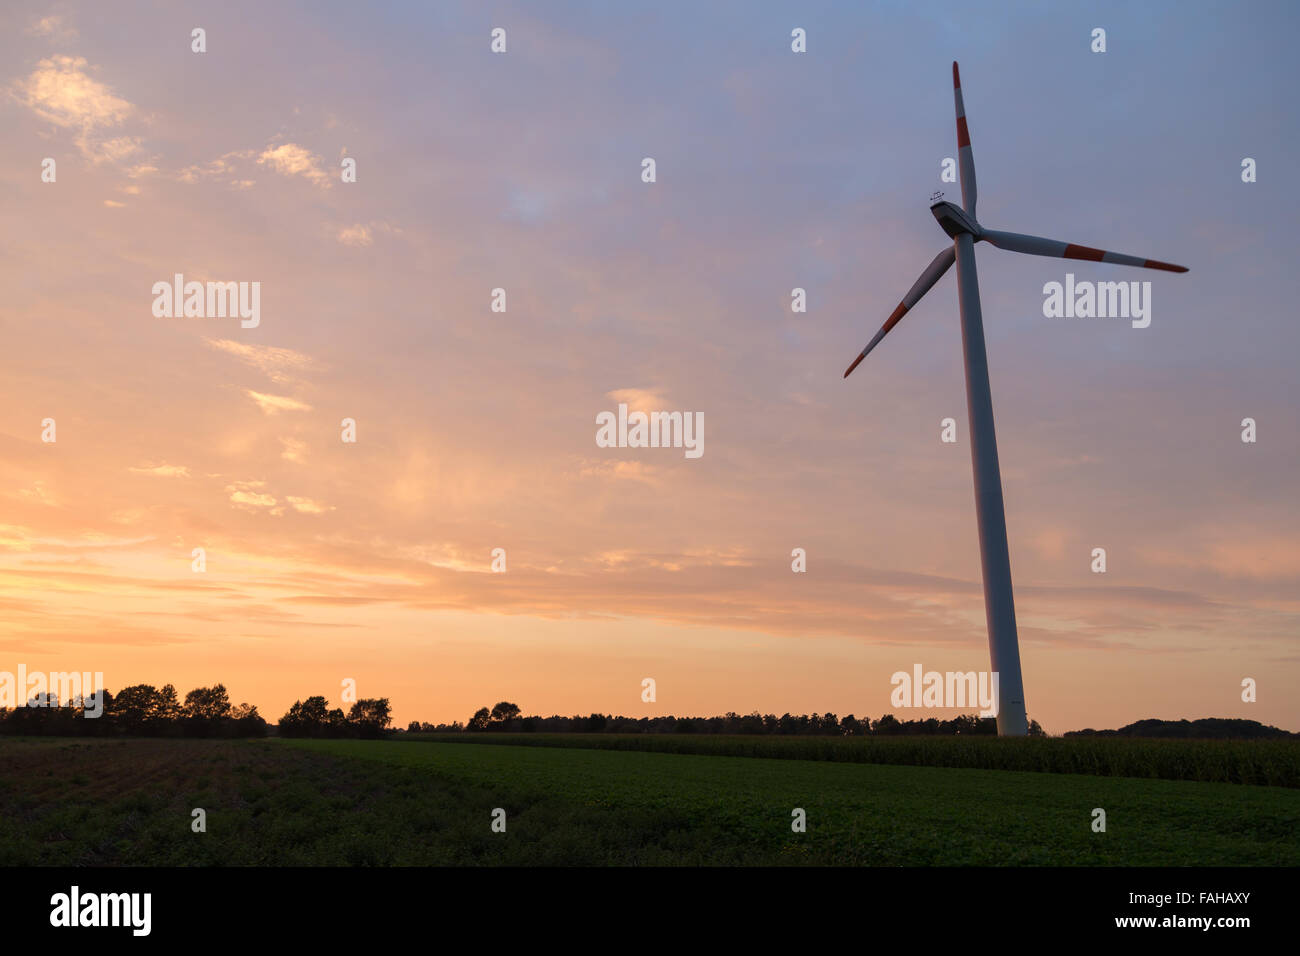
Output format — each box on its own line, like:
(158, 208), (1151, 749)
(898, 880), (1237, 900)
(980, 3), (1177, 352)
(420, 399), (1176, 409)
(844, 247), (956, 377)
(953, 61), (976, 217)
(982, 229), (1188, 272)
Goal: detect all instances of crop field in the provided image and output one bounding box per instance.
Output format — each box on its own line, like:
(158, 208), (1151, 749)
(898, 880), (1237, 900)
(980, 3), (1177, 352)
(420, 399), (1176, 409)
(404, 732), (1300, 787)
(1, 735), (1297, 866)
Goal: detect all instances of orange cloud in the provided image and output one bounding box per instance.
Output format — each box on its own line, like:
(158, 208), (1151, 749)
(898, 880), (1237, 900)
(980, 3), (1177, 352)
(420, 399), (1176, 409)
(244, 390), (312, 415)
(12, 55), (138, 162)
(257, 143), (329, 186)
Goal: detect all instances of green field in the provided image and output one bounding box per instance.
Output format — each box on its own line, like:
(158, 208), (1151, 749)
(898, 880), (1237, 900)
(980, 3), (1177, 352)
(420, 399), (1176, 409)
(1, 735), (1296, 865)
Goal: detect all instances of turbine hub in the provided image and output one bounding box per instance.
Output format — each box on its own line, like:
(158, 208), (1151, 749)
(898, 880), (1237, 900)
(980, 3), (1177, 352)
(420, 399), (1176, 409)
(930, 200), (981, 239)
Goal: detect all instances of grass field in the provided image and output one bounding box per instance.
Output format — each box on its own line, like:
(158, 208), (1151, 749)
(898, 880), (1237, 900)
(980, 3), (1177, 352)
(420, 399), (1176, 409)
(1, 735), (1297, 865)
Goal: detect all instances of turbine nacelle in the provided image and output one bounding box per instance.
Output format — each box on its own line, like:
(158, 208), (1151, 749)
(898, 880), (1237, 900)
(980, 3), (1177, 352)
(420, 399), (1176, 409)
(930, 200), (981, 240)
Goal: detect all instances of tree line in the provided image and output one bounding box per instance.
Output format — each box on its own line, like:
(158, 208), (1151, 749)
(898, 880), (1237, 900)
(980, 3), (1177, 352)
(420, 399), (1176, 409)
(0, 684), (393, 739)
(278, 695), (392, 738)
(4, 686), (1049, 739)
(0, 684), (267, 737)
(408, 703), (1046, 736)
(1066, 718), (1295, 739)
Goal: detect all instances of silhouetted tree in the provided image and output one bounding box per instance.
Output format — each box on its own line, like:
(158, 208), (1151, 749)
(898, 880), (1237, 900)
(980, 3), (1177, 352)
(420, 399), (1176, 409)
(279, 696), (333, 737)
(113, 684), (160, 735)
(873, 714), (901, 735)
(348, 698), (392, 738)
(230, 702), (268, 737)
(489, 701), (521, 731)
(184, 685), (231, 720)
(155, 684), (182, 730)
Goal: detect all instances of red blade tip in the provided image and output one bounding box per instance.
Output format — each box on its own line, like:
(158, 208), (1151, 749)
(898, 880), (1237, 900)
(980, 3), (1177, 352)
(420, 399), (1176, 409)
(1145, 259), (1189, 273)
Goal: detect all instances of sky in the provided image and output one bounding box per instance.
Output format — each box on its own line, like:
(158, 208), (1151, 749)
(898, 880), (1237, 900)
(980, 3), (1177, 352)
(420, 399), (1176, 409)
(1, 0), (1297, 734)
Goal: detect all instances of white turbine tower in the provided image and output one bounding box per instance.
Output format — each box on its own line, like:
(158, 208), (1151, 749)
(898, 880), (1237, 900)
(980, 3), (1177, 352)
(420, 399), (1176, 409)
(844, 62), (1187, 736)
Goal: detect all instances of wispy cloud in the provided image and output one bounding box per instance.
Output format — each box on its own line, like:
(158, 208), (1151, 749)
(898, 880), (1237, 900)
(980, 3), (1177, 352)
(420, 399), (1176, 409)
(226, 481), (277, 511)
(27, 15), (78, 41)
(336, 224), (372, 247)
(285, 496), (333, 515)
(577, 459), (662, 484)
(128, 463), (190, 478)
(17, 482), (58, 506)
(177, 149), (256, 186)
(11, 55), (139, 163)
(606, 387), (667, 412)
(257, 142), (330, 187)
(335, 220), (399, 247)
(207, 339), (315, 385)
(280, 438), (308, 463)
(244, 390), (312, 415)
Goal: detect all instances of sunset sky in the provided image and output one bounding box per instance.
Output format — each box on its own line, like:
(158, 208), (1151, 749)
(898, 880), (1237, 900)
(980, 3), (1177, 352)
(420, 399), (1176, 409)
(2, 1), (1297, 734)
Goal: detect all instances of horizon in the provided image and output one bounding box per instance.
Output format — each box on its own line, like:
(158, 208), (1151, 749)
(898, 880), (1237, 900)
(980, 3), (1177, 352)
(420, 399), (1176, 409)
(3, 0), (1298, 736)
(8, 670), (1296, 736)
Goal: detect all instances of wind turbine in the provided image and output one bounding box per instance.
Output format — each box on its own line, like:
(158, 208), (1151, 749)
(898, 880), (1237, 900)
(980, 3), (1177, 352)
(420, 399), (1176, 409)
(844, 62), (1187, 736)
